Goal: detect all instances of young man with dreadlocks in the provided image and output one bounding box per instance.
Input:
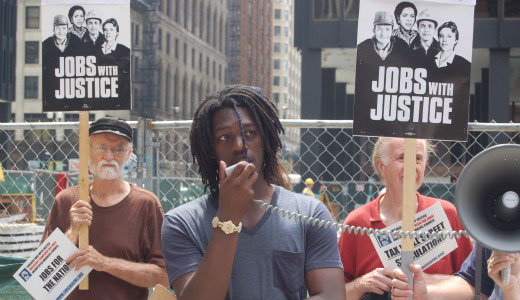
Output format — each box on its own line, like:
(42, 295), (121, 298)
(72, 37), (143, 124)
(161, 85), (345, 300)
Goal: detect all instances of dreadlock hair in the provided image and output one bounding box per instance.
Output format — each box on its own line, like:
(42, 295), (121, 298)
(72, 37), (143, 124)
(190, 84), (291, 196)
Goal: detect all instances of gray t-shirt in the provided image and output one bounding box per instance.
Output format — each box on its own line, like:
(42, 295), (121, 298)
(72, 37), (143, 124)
(162, 185), (343, 300)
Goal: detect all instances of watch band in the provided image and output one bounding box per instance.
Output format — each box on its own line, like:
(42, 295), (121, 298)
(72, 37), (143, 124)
(212, 216), (242, 234)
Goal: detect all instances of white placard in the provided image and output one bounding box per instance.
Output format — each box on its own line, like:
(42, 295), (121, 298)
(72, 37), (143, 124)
(369, 202), (458, 270)
(13, 228), (92, 300)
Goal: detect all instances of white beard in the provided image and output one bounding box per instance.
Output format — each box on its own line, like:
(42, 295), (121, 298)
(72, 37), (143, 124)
(90, 159), (123, 180)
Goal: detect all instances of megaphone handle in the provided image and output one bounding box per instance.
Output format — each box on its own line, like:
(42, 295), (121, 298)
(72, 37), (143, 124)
(501, 264), (511, 287)
(401, 251), (414, 300)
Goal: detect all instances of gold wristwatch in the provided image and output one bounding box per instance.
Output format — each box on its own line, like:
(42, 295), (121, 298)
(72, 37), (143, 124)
(212, 216), (242, 234)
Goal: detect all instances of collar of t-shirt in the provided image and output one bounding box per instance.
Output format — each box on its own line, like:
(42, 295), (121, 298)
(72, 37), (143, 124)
(209, 185), (280, 212)
(369, 191), (425, 225)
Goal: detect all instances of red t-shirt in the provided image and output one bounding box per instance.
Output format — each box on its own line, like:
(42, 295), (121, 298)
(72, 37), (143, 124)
(338, 193), (473, 283)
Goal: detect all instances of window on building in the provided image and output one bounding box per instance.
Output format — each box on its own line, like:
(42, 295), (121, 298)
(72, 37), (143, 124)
(206, 57), (210, 75)
(175, 0), (180, 22)
(505, 0), (520, 17)
(283, 59), (289, 70)
(274, 9), (281, 19)
(192, 0), (197, 33)
(166, 33), (171, 54)
(284, 26), (289, 37)
(26, 7), (40, 29)
(184, 0), (189, 29)
(283, 77), (288, 87)
(274, 42), (281, 53)
(218, 64), (222, 81)
(131, 23), (135, 45)
(213, 61), (216, 78)
(135, 24), (140, 46)
(273, 93), (279, 104)
(199, 53), (203, 71)
(134, 56), (139, 76)
(314, 0), (340, 19)
(199, 3), (204, 38)
(25, 42), (39, 64)
(249, 3), (252, 15)
(24, 76), (38, 99)
(274, 59), (280, 69)
(158, 29), (162, 50)
(192, 48), (195, 68)
(284, 9), (289, 20)
(175, 38), (179, 59)
(284, 43), (289, 53)
(274, 26), (281, 36)
(183, 43), (187, 63)
(273, 76), (280, 86)
(344, 0), (360, 19)
(167, 0), (171, 17)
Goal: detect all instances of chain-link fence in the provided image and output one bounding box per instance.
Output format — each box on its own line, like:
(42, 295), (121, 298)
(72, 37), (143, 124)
(0, 120), (519, 297)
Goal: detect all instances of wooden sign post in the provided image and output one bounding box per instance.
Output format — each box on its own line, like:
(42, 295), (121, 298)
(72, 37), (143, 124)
(401, 138), (417, 299)
(78, 111), (90, 290)
(149, 284), (177, 300)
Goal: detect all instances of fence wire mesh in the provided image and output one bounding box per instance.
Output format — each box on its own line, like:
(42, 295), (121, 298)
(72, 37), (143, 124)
(0, 120), (519, 297)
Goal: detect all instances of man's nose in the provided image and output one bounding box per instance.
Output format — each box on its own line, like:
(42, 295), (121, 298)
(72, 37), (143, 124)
(231, 135), (248, 152)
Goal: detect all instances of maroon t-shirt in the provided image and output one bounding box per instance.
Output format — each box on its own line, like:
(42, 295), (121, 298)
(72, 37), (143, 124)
(41, 184), (165, 300)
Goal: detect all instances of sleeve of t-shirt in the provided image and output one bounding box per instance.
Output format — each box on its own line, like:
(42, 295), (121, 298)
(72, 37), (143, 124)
(143, 197), (166, 268)
(161, 211), (203, 286)
(41, 191), (69, 244)
(455, 245), (495, 297)
(304, 201), (343, 272)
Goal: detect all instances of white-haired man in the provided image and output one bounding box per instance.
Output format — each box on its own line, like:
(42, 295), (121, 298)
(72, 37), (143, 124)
(338, 137), (472, 299)
(41, 117), (168, 299)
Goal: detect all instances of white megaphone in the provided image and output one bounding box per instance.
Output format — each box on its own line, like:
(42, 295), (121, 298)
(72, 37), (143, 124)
(456, 144), (520, 286)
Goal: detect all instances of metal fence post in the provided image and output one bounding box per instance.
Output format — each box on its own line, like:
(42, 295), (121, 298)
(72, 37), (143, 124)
(136, 118), (145, 188)
(145, 119), (154, 191)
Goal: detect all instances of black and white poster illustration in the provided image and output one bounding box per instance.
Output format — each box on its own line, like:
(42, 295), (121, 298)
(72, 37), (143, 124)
(353, 0), (475, 141)
(42, 0), (131, 112)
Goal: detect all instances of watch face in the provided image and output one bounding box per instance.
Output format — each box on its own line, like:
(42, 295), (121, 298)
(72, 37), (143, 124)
(222, 221), (234, 234)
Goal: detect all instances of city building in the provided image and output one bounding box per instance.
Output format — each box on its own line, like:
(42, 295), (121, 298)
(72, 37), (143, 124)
(271, 0), (301, 154)
(227, 0), (272, 95)
(0, 0), (16, 122)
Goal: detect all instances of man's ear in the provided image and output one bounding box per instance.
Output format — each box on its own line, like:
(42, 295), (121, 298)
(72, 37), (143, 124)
(376, 159), (385, 180)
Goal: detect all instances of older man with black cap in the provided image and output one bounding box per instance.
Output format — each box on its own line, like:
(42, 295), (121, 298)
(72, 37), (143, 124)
(41, 117), (168, 300)
(82, 10), (106, 54)
(357, 11), (410, 65)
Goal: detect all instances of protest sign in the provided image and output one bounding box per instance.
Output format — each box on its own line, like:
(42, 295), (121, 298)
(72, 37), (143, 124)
(41, 0), (131, 111)
(13, 228), (92, 300)
(353, 0), (475, 141)
(369, 202), (458, 270)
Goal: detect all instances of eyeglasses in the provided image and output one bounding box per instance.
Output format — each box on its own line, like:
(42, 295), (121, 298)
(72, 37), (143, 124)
(91, 145), (128, 156)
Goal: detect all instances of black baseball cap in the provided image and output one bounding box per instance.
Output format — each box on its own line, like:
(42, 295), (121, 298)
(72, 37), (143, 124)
(89, 117), (132, 141)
